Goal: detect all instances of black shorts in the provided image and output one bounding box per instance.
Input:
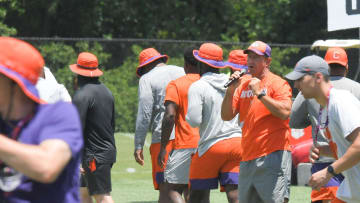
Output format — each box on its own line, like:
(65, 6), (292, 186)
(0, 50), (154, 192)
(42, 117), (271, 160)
(80, 162), (113, 196)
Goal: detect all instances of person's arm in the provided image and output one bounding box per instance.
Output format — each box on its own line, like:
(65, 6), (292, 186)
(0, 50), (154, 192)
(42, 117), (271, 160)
(0, 137), (71, 183)
(289, 92), (311, 128)
(309, 128), (360, 190)
(0, 103), (82, 184)
(221, 71), (243, 121)
(249, 78), (291, 120)
(134, 78), (154, 165)
(158, 101), (177, 168)
(331, 127), (360, 174)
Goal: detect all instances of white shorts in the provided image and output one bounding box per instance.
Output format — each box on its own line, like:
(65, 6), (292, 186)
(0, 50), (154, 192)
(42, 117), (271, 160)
(164, 148), (196, 184)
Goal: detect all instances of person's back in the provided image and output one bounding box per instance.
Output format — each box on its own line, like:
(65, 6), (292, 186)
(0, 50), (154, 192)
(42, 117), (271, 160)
(187, 72), (241, 156)
(137, 64), (185, 144)
(73, 77), (116, 162)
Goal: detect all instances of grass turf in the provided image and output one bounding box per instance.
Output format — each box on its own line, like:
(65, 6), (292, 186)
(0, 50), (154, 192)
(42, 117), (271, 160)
(111, 133), (311, 202)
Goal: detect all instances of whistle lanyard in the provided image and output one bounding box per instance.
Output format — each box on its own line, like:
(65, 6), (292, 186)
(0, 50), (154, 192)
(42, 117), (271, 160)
(0, 114), (33, 165)
(315, 87), (332, 144)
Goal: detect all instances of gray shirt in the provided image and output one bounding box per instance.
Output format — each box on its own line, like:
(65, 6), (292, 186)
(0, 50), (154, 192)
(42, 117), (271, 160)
(186, 72), (242, 157)
(134, 64), (185, 150)
(290, 76), (360, 163)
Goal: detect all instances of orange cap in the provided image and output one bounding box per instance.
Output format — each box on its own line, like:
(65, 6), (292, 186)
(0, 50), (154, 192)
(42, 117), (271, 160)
(69, 52), (103, 77)
(136, 48), (168, 77)
(324, 47), (348, 68)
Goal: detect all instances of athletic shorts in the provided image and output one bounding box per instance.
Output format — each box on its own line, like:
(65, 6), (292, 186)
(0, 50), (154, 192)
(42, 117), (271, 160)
(165, 148), (197, 184)
(150, 140), (174, 190)
(238, 150), (292, 203)
(189, 137), (242, 191)
(80, 160), (113, 196)
(311, 162), (345, 202)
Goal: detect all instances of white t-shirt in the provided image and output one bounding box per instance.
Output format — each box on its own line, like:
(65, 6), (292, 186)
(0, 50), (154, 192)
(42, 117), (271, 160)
(326, 88), (360, 202)
(36, 67), (72, 103)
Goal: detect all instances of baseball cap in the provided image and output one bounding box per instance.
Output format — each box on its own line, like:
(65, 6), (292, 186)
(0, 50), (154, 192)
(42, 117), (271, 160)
(244, 41), (271, 57)
(324, 47), (348, 68)
(136, 48), (168, 77)
(225, 50), (248, 71)
(285, 55), (329, 81)
(0, 37), (45, 104)
(69, 52), (103, 77)
(193, 43), (226, 69)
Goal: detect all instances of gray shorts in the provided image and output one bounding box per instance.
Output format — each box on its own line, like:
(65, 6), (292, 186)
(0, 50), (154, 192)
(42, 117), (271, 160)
(238, 150), (292, 203)
(164, 148), (196, 184)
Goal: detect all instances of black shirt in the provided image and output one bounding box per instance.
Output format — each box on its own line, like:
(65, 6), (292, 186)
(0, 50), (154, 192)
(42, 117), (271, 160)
(72, 76), (116, 165)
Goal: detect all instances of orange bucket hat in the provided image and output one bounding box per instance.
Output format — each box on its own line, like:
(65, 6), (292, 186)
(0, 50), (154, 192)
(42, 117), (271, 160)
(136, 48), (168, 77)
(193, 43), (226, 68)
(225, 50), (248, 71)
(324, 47), (348, 68)
(69, 52), (103, 77)
(0, 37), (45, 104)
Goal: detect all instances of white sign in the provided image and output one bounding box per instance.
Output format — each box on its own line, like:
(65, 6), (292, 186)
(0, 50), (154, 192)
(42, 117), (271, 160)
(328, 0), (360, 31)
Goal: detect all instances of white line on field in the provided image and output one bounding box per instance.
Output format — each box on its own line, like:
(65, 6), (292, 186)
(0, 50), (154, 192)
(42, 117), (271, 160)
(119, 133), (151, 147)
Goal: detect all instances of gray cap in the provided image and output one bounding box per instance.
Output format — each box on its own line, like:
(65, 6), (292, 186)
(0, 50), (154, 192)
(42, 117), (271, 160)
(285, 55), (329, 81)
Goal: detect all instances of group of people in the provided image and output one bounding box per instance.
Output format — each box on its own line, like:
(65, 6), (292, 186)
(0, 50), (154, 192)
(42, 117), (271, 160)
(134, 41), (360, 203)
(0, 35), (360, 203)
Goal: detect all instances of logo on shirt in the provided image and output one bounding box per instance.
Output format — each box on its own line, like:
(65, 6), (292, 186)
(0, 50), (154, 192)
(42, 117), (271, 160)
(240, 88), (267, 98)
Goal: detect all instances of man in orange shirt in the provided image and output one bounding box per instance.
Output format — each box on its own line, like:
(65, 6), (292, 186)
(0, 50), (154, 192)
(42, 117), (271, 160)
(158, 47), (200, 203)
(221, 41), (292, 203)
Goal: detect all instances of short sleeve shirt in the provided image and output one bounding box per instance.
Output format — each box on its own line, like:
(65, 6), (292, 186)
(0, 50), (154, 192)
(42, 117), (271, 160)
(0, 102), (83, 203)
(233, 72), (292, 161)
(165, 73), (200, 149)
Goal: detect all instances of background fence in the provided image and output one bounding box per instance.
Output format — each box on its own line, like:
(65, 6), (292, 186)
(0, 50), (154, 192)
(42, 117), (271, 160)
(19, 37), (360, 132)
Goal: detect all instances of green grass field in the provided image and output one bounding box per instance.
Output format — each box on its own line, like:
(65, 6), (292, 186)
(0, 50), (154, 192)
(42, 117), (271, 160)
(111, 133), (311, 202)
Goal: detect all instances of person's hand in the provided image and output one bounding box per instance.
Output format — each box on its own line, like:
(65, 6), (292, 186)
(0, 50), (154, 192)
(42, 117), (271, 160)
(134, 149), (144, 166)
(227, 71), (244, 93)
(80, 167), (85, 175)
(309, 145), (320, 163)
(157, 148), (167, 169)
(308, 168), (332, 190)
(248, 78), (262, 96)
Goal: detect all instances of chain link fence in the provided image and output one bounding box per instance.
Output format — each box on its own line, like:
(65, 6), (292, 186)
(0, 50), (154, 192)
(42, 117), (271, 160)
(17, 37), (360, 132)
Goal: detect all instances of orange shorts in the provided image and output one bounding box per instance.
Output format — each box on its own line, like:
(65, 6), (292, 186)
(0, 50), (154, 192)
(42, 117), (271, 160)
(189, 137), (242, 191)
(149, 140), (174, 190)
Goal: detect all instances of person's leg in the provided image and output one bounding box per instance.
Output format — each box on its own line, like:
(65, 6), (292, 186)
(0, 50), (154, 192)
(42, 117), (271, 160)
(188, 189), (210, 203)
(80, 172), (93, 203)
(253, 150), (292, 203)
(219, 137), (241, 203)
(80, 187), (93, 203)
(158, 182), (170, 203)
(85, 163), (114, 203)
(183, 187), (189, 202)
(224, 184), (238, 203)
(150, 142), (174, 202)
(93, 193), (114, 203)
(164, 148), (196, 203)
(167, 183), (187, 203)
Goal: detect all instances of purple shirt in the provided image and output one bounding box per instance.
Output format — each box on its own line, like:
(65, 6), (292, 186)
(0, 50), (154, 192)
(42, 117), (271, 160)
(0, 102), (83, 203)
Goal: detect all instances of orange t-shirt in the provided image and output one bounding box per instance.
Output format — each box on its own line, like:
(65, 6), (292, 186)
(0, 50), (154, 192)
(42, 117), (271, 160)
(165, 73), (200, 149)
(233, 72), (292, 161)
